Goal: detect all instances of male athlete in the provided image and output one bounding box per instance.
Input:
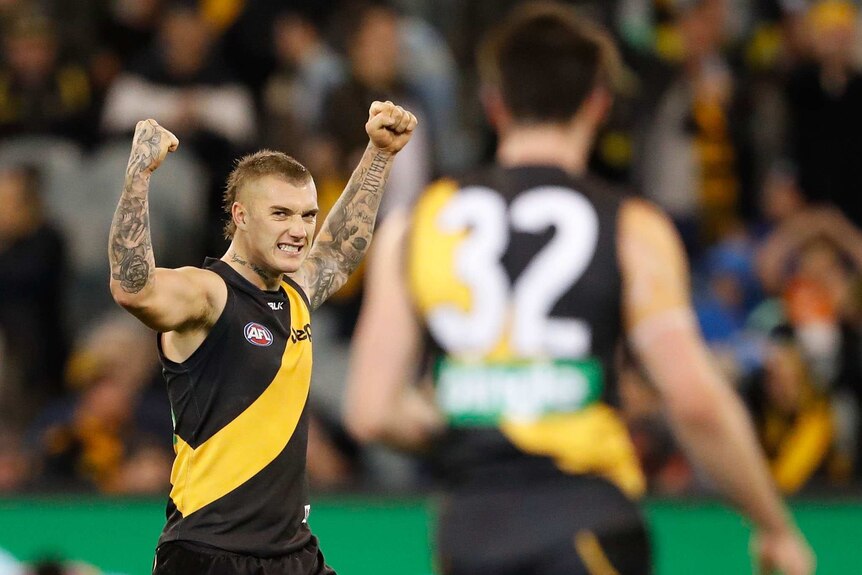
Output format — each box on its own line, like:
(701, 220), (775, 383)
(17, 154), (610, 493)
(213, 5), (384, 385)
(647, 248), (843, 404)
(108, 100), (416, 574)
(344, 5), (813, 575)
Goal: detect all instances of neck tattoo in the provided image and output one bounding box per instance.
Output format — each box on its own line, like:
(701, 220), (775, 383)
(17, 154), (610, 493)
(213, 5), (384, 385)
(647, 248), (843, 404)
(230, 253), (276, 284)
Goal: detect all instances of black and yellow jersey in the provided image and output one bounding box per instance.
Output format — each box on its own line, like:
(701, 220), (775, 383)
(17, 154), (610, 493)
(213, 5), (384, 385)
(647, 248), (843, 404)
(156, 258), (314, 556)
(408, 166), (645, 498)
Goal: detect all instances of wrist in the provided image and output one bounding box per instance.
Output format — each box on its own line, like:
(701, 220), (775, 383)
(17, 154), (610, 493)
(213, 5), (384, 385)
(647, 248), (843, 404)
(128, 166), (154, 181)
(757, 511), (796, 538)
(367, 141), (395, 159)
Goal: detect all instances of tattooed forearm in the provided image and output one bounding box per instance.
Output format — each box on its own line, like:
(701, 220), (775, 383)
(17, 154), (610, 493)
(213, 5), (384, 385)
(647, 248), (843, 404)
(110, 195), (152, 293)
(230, 252), (277, 284)
(301, 145), (393, 309)
(109, 124), (163, 294)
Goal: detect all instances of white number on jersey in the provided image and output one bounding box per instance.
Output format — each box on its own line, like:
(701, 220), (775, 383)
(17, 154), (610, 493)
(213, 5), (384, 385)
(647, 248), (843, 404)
(428, 186), (599, 358)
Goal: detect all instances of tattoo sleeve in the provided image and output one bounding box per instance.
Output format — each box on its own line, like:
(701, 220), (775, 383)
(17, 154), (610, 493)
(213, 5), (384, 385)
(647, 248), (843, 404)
(109, 125), (162, 294)
(301, 144), (393, 310)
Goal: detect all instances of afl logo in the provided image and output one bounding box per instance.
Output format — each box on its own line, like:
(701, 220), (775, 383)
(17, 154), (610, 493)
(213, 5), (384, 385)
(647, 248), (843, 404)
(244, 322), (273, 347)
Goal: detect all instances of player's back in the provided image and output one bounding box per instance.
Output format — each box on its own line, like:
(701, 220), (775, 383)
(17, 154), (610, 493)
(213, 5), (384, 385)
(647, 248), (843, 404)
(407, 165), (645, 498)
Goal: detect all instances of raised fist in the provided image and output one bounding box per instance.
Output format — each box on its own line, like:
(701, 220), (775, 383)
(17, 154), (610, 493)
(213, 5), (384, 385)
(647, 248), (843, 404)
(365, 101), (417, 155)
(127, 119), (180, 175)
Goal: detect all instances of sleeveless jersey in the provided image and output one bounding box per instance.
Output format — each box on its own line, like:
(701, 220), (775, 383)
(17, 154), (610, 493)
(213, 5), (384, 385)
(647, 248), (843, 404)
(156, 258), (314, 556)
(407, 166), (645, 497)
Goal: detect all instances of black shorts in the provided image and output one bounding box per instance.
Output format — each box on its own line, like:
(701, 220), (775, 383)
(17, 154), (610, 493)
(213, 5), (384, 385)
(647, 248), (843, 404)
(436, 477), (653, 575)
(153, 537), (336, 575)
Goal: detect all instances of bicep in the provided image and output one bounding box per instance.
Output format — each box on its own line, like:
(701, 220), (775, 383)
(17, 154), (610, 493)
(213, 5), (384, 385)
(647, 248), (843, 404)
(619, 200), (724, 407)
(121, 267), (225, 333)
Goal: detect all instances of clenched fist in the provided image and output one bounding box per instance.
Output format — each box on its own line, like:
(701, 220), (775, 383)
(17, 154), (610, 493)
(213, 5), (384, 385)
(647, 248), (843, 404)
(365, 101), (417, 155)
(127, 119), (180, 176)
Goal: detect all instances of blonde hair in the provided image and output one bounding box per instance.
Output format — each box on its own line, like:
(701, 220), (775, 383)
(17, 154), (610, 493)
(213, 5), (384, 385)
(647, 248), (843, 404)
(222, 150), (311, 239)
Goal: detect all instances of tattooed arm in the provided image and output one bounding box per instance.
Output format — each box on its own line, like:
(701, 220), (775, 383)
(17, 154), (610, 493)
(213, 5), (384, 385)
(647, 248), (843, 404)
(294, 101), (418, 310)
(109, 119), (226, 333)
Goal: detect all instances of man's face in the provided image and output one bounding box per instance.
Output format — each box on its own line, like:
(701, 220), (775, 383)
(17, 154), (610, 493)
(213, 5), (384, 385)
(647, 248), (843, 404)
(235, 175), (318, 275)
(5, 33), (56, 85)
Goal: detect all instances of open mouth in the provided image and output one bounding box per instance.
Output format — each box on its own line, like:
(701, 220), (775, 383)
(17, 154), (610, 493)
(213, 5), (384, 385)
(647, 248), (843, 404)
(277, 243), (302, 254)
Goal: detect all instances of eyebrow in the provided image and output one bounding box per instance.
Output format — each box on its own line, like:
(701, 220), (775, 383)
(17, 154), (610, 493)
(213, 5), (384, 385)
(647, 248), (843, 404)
(270, 205), (319, 215)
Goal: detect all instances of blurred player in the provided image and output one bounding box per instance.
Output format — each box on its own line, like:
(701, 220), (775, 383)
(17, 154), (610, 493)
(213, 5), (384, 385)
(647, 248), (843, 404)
(108, 101), (416, 575)
(344, 4), (813, 574)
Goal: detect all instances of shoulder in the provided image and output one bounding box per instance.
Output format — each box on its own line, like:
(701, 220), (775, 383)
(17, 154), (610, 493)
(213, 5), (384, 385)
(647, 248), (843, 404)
(618, 197), (681, 245)
(617, 198), (691, 327)
(617, 198), (689, 293)
(173, 265), (224, 285)
(168, 266), (228, 308)
(409, 177), (461, 225)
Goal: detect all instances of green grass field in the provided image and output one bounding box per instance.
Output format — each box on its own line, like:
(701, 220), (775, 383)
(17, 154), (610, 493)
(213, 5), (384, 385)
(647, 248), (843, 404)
(0, 496), (856, 574)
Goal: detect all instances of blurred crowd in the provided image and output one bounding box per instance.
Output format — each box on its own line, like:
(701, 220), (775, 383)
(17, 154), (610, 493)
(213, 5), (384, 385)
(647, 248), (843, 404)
(1, 0), (862, 499)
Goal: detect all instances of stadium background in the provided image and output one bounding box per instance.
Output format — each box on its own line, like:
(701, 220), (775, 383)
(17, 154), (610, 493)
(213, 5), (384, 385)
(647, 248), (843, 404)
(2, 0), (862, 572)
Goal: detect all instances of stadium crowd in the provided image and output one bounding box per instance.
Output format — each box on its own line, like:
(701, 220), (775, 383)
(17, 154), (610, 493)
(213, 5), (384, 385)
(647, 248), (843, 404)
(1, 0), (862, 500)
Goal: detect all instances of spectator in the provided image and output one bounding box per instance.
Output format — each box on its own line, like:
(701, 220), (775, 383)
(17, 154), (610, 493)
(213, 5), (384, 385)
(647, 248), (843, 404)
(0, 165), (69, 424)
(30, 313), (171, 493)
(101, 5), (256, 148)
(756, 210), (862, 384)
(752, 209), (862, 485)
(743, 324), (858, 493)
(319, 0), (431, 338)
(100, 4), (257, 255)
(262, 9), (345, 156)
(397, 8), (467, 173)
(89, 0), (166, 102)
(216, 0), (340, 97)
(0, 10), (96, 147)
(95, 0), (165, 69)
(323, 1), (430, 210)
(638, 0), (753, 255)
(786, 0), (862, 228)
(757, 207), (862, 300)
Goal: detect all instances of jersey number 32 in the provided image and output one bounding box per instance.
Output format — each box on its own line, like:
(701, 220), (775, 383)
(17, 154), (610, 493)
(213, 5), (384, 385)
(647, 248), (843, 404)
(429, 186), (599, 359)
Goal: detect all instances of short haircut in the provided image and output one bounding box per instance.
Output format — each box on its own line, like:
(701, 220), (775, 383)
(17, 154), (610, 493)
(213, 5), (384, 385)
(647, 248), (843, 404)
(477, 2), (622, 124)
(222, 150), (311, 239)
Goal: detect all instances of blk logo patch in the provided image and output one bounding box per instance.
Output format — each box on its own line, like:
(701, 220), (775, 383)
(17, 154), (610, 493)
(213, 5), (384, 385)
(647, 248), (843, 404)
(244, 322), (273, 347)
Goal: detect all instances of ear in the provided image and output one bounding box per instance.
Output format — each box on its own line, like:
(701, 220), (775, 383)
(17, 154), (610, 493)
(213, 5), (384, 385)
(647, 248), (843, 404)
(480, 84), (512, 133)
(232, 201), (248, 231)
(583, 85), (613, 127)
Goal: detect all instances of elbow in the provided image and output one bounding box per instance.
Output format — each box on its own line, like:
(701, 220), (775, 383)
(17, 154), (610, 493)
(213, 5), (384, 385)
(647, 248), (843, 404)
(109, 279), (148, 313)
(343, 408), (388, 445)
(665, 380), (727, 433)
(668, 396), (720, 432)
(110, 280), (134, 308)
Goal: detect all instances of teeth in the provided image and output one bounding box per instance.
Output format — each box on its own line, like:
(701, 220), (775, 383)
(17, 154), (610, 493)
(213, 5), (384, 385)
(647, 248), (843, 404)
(279, 244), (300, 253)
